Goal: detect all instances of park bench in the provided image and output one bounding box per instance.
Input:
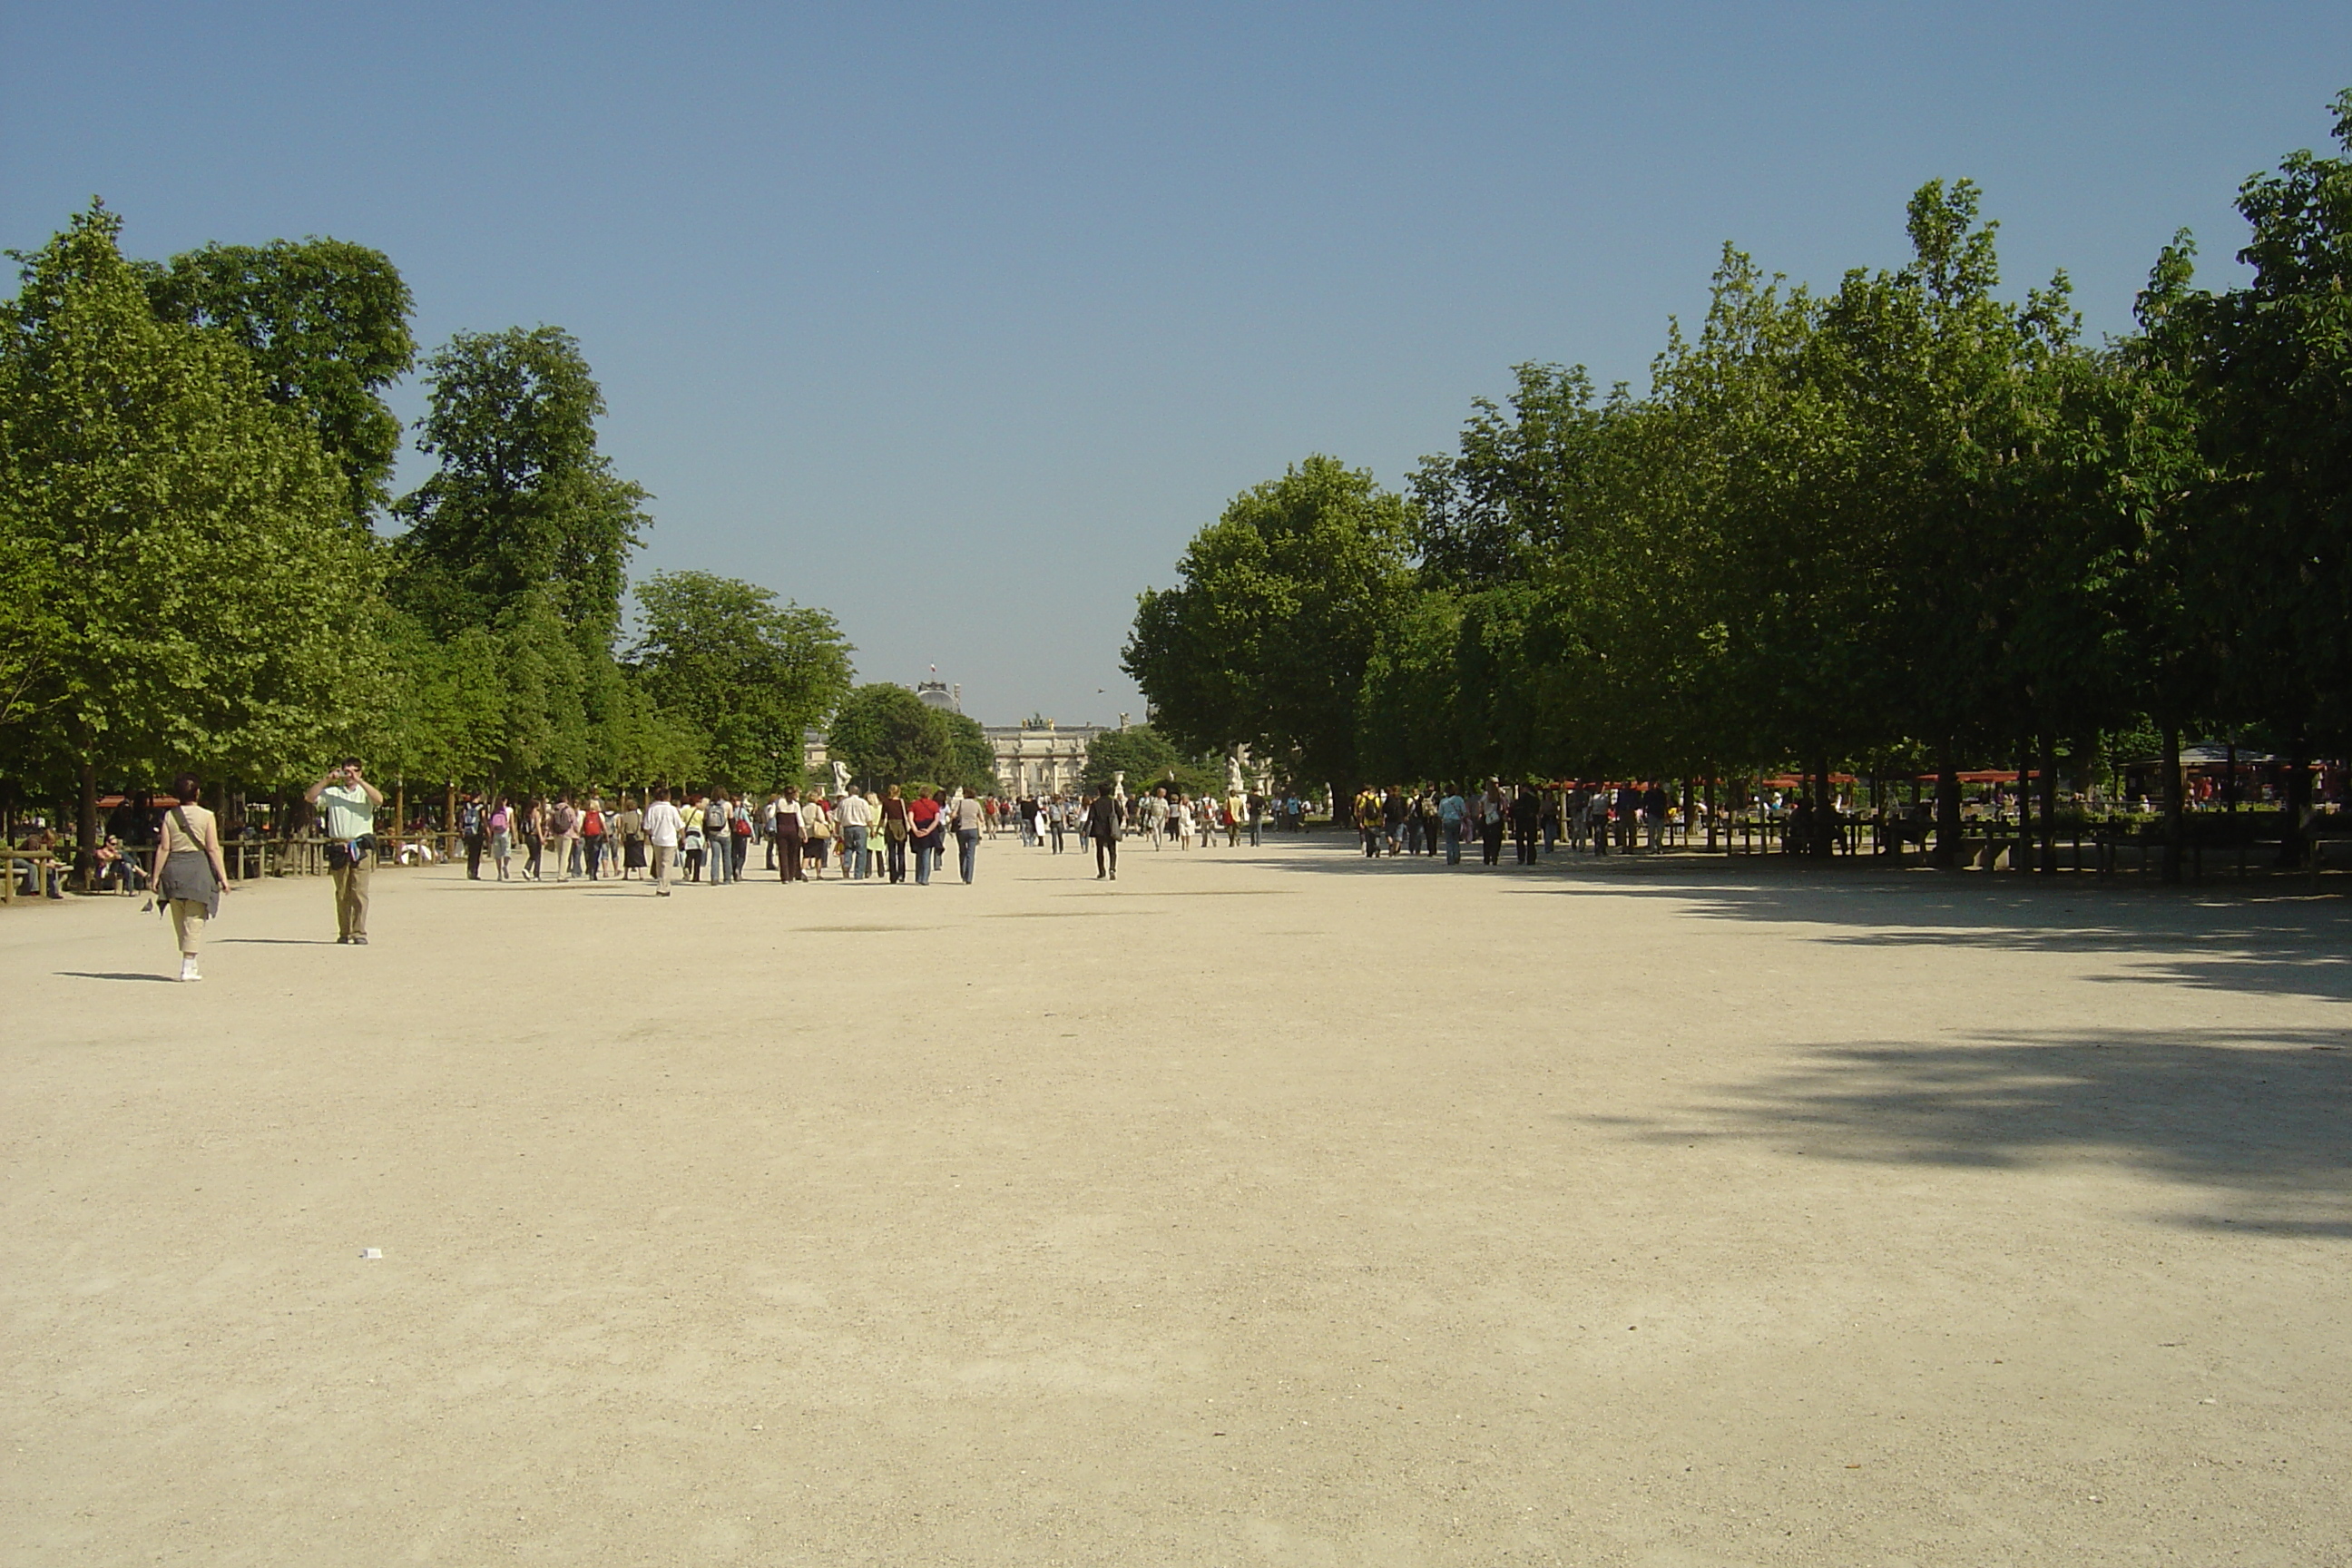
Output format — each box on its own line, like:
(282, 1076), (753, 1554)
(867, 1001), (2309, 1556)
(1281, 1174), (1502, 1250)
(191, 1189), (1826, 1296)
(1, 848), (63, 905)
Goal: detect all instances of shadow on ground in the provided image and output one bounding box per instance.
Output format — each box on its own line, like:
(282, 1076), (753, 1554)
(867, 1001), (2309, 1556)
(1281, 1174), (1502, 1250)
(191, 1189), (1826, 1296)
(1240, 836), (2352, 1006)
(1598, 1027), (2352, 1236)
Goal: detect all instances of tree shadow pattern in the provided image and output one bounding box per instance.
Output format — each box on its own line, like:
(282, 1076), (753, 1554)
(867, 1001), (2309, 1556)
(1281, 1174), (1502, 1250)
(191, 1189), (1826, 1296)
(1598, 1027), (2352, 1238)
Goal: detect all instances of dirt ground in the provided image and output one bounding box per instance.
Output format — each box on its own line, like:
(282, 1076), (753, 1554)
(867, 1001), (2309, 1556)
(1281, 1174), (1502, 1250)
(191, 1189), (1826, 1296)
(4, 831), (2347, 1565)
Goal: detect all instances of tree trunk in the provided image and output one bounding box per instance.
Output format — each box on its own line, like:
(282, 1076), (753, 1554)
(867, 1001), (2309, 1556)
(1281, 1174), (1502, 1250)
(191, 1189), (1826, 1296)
(2014, 738), (2032, 874)
(2161, 723), (2184, 885)
(1704, 776), (1717, 851)
(1933, 747), (1963, 870)
(2278, 731), (2312, 868)
(75, 757), (98, 894)
(2038, 730), (2058, 873)
(1809, 757), (1833, 858)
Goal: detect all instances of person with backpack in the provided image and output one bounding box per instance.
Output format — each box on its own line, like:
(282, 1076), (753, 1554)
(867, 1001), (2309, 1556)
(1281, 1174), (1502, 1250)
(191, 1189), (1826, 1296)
(488, 796), (514, 881)
(580, 796), (609, 880)
(703, 790), (734, 885)
(458, 791), (486, 879)
(545, 795), (576, 881)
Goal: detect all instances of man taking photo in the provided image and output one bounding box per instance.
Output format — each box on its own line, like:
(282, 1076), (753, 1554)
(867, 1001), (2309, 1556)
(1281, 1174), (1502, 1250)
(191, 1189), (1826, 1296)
(306, 759), (383, 944)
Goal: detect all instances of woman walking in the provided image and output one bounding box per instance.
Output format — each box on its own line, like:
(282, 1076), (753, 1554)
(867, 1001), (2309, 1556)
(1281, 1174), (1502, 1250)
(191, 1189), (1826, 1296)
(881, 784), (911, 883)
(615, 797), (646, 879)
(521, 799), (546, 880)
(681, 793), (707, 882)
(154, 772), (230, 982)
(488, 796), (514, 880)
(908, 789), (946, 884)
(773, 786), (807, 882)
(804, 794), (835, 878)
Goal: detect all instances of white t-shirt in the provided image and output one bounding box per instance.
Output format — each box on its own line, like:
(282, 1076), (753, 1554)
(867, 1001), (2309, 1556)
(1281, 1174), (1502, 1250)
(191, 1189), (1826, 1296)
(643, 800), (684, 848)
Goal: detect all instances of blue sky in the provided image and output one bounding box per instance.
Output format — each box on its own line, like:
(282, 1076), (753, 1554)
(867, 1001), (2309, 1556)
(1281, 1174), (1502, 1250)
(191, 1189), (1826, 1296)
(5, 4), (2347, 725)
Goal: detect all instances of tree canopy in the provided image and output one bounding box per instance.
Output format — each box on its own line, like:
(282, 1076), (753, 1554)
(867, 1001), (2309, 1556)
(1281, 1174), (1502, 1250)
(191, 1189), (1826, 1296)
(1127, 88), (2352, 877)
(825, 683), (997, 794)
(0, 204), (375, 870)
(631, 570), (853, 790)
(0, 201), (867, 851)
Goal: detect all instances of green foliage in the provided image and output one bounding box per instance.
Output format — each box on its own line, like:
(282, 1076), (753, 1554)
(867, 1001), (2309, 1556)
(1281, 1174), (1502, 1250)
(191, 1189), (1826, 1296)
(0, 203), (373, 798)
(392, 326), (649, 642)
(1124, 456), (1415, 790)
(1081, 724), (1178, 792)
(825, 683), (997, 793)
(0, 204), (859, 820)
(1144, 93), (2352, 807)
(2169, 89), (2352, 744)
(630, 569), (852, 790)
(142, 237), (416, 523)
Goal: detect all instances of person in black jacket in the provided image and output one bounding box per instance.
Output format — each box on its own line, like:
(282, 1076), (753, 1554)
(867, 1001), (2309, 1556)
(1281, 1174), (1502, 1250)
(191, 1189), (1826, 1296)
(1084, 786), (1123, 880)
(1511, 785), (1541, 865)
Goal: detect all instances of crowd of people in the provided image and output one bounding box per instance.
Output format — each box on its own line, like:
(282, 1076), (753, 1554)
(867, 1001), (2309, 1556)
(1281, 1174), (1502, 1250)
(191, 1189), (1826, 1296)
(1348, 782), (1684, 867)
(63, 760), (1709, 985)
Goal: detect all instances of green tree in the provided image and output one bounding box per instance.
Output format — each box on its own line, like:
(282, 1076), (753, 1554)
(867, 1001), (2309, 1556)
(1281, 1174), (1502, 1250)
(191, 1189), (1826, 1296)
(1124, 456), (1415, 796)
(392, 326), (650, 642)
(142, 238), (416, 523)
(2162, 90), (2352, 861)
(1080, 724), (1180, 793)
(631, 569), (853, 789)
(825, 683), (996, 793)
(0, 203), (372, 877)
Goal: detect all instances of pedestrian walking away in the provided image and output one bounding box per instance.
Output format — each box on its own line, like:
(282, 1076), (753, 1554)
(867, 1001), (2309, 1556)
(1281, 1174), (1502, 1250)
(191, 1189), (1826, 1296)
(459, 791), (486, 879)
(773, 787), (807, 882)
(1086, 784), (1122, 879)
(703, 791), (735, 884)
(154, 770), (231, 980)
(643, 787), (684, 895)
(1512, 784), (1540, 866)
(306, 758), (382, 943)
(882, 785), (911, 882)
(908, 789), (946, 884)
(953, 789), (985, 882)
(1439, 786), (1467, 865)
(836, 786), (873, 879)
(581, 796), (609, 880)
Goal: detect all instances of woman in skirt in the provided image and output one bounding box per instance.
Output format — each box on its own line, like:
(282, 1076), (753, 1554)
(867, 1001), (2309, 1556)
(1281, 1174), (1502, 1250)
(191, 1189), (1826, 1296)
(153, 771), (231, 981)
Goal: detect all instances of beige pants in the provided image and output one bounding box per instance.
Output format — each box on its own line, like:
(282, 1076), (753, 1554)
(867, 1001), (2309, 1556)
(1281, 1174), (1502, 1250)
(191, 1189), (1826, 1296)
(651, 844), (673, 889)
(331, 851), (371, 938)
(169, 900), (207, 955)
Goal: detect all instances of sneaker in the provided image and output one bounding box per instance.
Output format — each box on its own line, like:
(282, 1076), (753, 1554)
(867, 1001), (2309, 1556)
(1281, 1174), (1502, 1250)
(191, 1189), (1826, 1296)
(351, 936), (368, 946)
(179, 956), (201, 982)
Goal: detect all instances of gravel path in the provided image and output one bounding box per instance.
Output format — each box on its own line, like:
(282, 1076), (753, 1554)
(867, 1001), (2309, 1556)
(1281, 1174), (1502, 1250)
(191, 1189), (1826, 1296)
(5, 835), (2348, 1564)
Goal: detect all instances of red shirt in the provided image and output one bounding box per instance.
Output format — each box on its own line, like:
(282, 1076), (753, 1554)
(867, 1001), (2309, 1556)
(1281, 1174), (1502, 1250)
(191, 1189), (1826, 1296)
(908, 798), (942, 832)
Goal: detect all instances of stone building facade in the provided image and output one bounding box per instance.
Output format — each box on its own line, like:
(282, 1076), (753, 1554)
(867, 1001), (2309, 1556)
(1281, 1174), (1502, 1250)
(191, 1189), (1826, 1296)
(987, 720), (1106, 799)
